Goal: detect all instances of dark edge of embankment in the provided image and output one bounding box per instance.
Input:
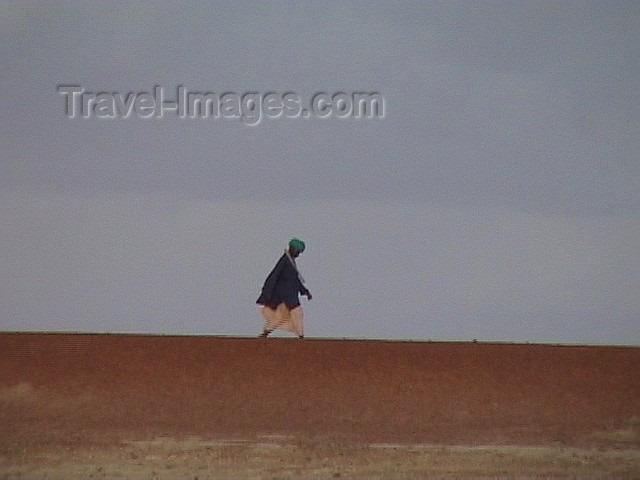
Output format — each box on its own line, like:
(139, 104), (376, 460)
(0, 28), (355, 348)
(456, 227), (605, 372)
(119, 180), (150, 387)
(1, 330), (638, 349)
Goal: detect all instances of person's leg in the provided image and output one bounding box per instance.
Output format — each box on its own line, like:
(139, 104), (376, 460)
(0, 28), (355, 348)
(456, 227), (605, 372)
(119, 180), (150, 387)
(260, 303), (294, 336)
(260, 306), (278, 337)
(290, 307), (304, 338)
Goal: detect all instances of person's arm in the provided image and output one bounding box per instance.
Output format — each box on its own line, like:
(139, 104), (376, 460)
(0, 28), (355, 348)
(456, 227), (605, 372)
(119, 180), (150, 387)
(299, 282), (312, 300)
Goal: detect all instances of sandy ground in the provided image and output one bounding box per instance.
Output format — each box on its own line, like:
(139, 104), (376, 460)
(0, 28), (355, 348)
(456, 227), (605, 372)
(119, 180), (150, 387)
(1, 333), (639, 477)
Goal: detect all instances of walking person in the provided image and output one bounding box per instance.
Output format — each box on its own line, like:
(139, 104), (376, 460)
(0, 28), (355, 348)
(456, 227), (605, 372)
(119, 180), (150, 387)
(257, 238), (312, 338)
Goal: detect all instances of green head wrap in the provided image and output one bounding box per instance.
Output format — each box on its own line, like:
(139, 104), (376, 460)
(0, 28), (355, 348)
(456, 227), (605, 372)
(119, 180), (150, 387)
(288, 238), (306, 253)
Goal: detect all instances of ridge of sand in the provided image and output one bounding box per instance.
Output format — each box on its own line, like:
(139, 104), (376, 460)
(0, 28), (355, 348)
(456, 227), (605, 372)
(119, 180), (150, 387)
(2, 333), (638, 476)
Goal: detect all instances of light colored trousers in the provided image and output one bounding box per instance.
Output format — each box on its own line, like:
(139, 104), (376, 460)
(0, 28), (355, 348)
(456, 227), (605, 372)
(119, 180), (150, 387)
(261, 303), (304, 336)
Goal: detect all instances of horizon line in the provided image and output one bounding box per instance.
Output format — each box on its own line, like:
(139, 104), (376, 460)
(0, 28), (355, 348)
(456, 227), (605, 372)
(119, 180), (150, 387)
(1, 330), (638, 349)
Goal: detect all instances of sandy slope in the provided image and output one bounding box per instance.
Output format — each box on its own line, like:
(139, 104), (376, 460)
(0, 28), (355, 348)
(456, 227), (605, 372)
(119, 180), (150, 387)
(1, 333), (639, 476)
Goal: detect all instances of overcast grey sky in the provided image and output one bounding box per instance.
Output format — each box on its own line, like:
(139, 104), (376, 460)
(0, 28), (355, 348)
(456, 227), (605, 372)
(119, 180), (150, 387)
(1, 1), (638, 344)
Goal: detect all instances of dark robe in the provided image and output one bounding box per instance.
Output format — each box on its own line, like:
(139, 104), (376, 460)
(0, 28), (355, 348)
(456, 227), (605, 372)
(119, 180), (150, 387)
(256, 254), (309, 309)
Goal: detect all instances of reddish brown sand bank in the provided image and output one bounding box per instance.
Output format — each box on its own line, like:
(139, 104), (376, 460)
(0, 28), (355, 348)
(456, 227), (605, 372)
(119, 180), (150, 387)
(1, 333), (639, 476)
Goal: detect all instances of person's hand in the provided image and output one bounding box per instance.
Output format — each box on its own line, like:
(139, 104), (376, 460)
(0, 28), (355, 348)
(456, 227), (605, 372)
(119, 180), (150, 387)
(306, 291), (313, 300)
